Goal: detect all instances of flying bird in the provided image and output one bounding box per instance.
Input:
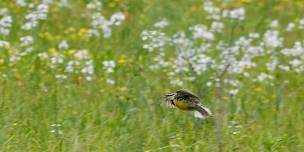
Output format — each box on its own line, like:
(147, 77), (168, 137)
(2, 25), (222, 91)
(165, 89), (212, 119)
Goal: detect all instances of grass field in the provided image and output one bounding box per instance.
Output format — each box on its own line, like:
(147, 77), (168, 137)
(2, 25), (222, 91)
(0, 0), (304, 151)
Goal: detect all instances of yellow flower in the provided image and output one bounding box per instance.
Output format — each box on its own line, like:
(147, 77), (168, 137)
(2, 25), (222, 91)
(78, 28), (88, 37)
(254, 87), (262, 92)
(241, 0), (251, 3)
(43, 32), (55, 40)
(109, 2), (116, 8)
(67, 49), (76, 55)
(55, 35), (62, 40)
(65, 27), (76, 34)
(118, 55), (127, 64)
(69, 34), (77, 40)
(117, 86), (127, 92)
(39, 32), (44, 38)
(48, 48), (57, 54)
(223, 96), (229, 101)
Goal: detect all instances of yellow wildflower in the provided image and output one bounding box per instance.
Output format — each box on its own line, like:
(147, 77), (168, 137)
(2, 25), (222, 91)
(48, 48), (57, 54)
(67, 49), (76, 55)
(78, 28), (88, 37)
(118, 55), (127, 64)
(65, 27), (76, 34)
(69, 34), (77, 40)
(44, 32), (55, 40)
(223, 96), (229, 101)
(55, 35), (62, 40)
(254, 87), (262, 92)
(241, 0), (251, 3)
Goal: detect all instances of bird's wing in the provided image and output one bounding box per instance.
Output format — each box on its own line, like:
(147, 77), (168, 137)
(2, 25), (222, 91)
(176, 90), (200, 99)
(176, 89), (201, 103)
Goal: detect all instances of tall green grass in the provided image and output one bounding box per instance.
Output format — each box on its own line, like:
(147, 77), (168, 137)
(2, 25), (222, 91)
(0, 0), (304, 151)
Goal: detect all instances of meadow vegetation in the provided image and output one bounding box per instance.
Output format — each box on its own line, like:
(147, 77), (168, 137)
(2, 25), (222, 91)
(0, 0), (304, 151)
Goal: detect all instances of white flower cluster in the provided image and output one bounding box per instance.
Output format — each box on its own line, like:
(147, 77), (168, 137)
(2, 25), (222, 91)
(190, 25), (214, 41)
(204, 1), (245, 21)
(38, 48), (94, 81)
(20, 35), (34, 47)
(222, 8), (245, 20)
(87, 1), (125, 38)
(86, 0), (102, 11)
(299, 18), (304, 29)
(154, 19), (169, 28)
(19, 35), (34, 56)
(141, 2), (304, 96)
(22, 3), (50, 30)
(65, 50), (94, 81)
(211, 21), (224, 33)
(0, 40), (9, 47)
(255, 73), (273, 82)
(263, 30), (283, 48)
(103, 60), (116, 84)
(16, 0), (27, 7)
(0, 8), (13, 35)
(103, 60), (116, 73)
(141, 30), (169, 52)
(281, 42), (304, 72)
(58, 40), (69, 50)
(203, 1), (221, 20)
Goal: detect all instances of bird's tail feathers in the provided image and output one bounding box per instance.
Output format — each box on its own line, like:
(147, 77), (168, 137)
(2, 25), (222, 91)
(194, 105), (212, 119)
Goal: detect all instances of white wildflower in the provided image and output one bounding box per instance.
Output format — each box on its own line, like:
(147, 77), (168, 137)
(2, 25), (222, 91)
(110, 12), (125, 26)
(278, 65), (290, 71)
(270, 20), (279, 28)
(203, 1), (221, 20)
(190, 25), (214, 41)
(86, 0), (102, 10)
(281, 41), (304, 56)
(170, 79), (183, 87)
(211, 21), (224, 33)
(106, 79), (115, 84)
(58, 40), (69, 50)
(0, 15), (13, 35)
(22, 4), (49, 30)
(0, 40), (9, 47)
(154, 19), (169, 28)
(286, 22), (295, 31)
(229, 89), (239, 95)
(103, 60), (116, 73)
(20, 35), (34, 47)
(299, 17), (304, 29)
(257, 73), (273, 81)
(222, 8), (245, 20)
(74, 50), (89, 59)
(55, 74), (67, 79)
(263, 30), (282, 48)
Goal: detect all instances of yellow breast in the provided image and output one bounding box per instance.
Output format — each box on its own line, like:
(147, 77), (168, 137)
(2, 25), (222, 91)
(173, 99), (191, 110)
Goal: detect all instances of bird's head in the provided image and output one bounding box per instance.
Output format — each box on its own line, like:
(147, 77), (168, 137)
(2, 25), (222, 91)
(164, 92), (177, 108)
(165, 92), (176, 101)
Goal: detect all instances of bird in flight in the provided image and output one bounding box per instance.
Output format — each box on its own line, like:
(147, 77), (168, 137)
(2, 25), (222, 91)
(165, 89), (212, 119)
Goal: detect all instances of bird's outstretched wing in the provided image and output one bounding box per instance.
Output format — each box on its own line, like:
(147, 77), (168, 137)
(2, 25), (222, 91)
(176, 90), (200, 99)
(176, 89), (201, 102)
